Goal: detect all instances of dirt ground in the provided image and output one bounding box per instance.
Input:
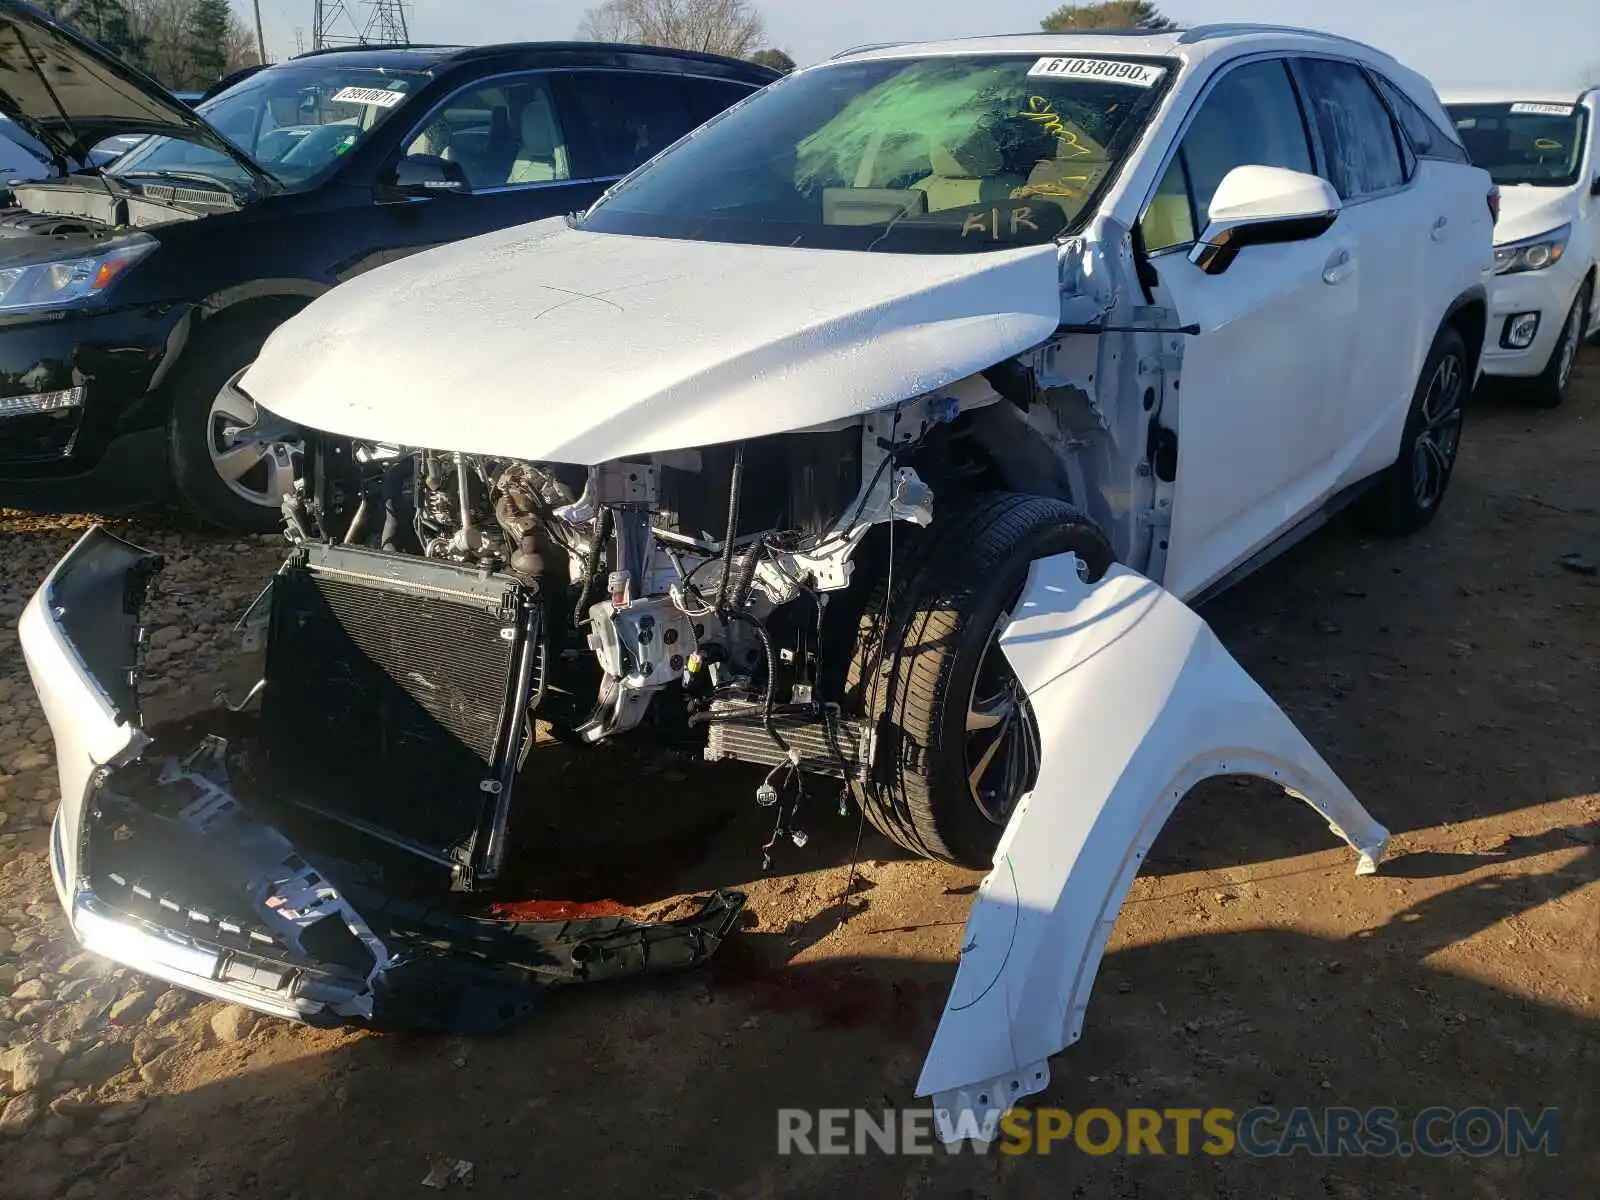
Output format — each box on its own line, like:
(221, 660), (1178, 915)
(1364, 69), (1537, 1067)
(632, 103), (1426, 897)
(1, 352), (1598, 1200)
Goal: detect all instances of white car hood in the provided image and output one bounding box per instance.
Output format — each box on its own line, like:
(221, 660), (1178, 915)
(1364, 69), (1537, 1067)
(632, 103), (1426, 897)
(239, 219), (1065, 464)
(1493, 184), (1578, 244)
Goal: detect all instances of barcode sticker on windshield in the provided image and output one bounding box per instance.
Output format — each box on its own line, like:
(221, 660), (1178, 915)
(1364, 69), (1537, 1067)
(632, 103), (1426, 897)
(1509, 102), (1574, 116)
(1028, 57), (1166, 87)
(332, 86), (406, 108)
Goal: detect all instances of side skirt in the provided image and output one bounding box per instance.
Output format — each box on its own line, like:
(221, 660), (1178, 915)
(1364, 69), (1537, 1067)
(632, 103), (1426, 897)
(1187, 475), (1377, 609)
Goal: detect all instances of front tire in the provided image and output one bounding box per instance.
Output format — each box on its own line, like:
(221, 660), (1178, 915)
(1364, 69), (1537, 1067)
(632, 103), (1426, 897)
(849, 492), (1114, 866)
(1356, 324), (1468, 537)
(167, 322), (299, 534)
(1526, 278), (1590, 409)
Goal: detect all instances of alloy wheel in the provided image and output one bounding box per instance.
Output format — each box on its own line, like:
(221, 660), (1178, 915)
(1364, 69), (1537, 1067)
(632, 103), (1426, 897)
(963, 556), (1092, 825)
(965, 614), (1041, 827)
(207, 387), (302, 511)
(1411, 351), (1465, 511)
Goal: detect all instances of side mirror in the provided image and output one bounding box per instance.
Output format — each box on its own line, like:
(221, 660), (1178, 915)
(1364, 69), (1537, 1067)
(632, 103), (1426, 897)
(389, 154), (471, 197)
(1189, 165), (1341, 276)
(1590, 174), (1600, 197)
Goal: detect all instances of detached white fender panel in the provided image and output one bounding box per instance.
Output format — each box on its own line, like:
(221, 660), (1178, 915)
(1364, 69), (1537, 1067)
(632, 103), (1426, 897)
(917, 556), (1389, 1142)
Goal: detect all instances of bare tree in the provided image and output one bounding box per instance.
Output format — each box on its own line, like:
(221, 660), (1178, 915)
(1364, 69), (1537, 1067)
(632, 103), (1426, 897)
(578, 0), (766, 60)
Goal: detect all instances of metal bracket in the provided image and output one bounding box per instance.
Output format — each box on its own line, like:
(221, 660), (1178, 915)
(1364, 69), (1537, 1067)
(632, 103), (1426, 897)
(1138, 502), (1172, 530)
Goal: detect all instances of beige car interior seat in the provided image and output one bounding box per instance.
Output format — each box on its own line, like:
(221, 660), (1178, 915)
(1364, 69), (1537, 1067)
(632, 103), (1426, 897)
(506, 91), (568, 184)
(911, 130), (1027, 210)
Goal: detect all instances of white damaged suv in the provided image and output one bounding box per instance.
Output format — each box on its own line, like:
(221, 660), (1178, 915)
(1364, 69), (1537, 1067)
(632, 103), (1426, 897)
(1444, 88), (1600, 406)
(22, 26), (1492, 1142)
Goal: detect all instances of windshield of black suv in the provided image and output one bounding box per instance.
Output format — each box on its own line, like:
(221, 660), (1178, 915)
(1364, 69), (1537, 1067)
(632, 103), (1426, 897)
(578, 54), (1175, 253)
(108, 64), (431, 191)
(1446, 102), (1591, 187)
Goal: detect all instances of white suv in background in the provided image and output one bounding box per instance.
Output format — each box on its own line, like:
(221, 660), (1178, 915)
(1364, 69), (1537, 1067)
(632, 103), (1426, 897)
(1444, 88), (1600, 406)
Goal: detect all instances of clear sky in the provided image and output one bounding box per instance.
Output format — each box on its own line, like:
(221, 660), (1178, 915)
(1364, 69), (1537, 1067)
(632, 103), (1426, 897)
(252, 0), (1598, 93)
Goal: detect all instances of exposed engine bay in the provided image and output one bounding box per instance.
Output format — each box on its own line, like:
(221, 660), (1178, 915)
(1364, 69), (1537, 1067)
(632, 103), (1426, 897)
(261, 392), (965, 892)
(0, 177), (222, 237)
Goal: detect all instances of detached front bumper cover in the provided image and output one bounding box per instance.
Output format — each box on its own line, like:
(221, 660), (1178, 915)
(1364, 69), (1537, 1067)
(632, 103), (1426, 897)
(21, 525), (745, 1033)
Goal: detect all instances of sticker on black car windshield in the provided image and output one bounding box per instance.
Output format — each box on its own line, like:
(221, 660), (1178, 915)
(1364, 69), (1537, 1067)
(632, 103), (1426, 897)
(1509, 102), (1574, 116)
(1027, 57), (1166, 87)
(332, 86), (407, 108)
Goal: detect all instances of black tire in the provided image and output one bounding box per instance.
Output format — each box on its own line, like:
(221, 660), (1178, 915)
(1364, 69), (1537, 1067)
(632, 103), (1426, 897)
(1356, 323), (1468, 537)
(1526, 278), (1591, 409)
(167, 321), (291, 533)
(848, 492), (1114, 866)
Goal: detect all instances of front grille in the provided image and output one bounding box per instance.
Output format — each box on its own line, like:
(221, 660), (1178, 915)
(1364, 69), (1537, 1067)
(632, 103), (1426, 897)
(263, 545), (540, 886)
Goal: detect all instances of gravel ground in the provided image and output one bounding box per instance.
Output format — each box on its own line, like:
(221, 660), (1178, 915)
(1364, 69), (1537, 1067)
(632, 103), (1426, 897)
(0, 355), (1597, 1199)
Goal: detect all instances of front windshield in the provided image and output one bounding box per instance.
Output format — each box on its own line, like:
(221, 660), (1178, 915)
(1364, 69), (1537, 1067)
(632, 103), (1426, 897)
(579, 54), (1174, 253)
(1446, 102), (1590, 187)
(108, 65), (431, 189)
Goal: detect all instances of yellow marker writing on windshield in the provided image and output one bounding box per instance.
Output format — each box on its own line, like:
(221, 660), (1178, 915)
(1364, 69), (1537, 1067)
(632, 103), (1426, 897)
(1020, 96), (1094, 157)
(962, 206), (1040, 238)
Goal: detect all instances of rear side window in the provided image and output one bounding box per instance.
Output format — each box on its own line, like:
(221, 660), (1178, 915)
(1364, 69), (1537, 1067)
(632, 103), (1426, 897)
(1373, 74), (1470, 164)
(564, 71), (698, 177)
(682, 77), (759, 125)
(1297, 58), (1408, 199)
(1141, 59), (1313, 253)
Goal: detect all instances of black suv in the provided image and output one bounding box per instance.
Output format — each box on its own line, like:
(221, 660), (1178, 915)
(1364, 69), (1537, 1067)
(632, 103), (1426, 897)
(0, 2), (774, 529)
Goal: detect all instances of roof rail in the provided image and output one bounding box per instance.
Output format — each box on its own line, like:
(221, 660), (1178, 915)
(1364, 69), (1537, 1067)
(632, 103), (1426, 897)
(1027, 27), (1176, 37)
(1175, 23), (1393, 58)
(829, 42), (909, 60)
(830, 29), (1182, 59)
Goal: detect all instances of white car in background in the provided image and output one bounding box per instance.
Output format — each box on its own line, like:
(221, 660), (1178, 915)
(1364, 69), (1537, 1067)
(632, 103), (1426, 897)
(1444, 88), (1600, 406)
(24, 25), (1493, 1142)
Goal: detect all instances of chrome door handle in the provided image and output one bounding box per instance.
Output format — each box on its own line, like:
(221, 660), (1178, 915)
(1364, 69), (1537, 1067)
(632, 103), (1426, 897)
(1322, 248), (1355, 285)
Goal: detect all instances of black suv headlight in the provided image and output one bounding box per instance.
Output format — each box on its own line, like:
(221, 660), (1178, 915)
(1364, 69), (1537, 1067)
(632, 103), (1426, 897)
(0, 235), (156, 313)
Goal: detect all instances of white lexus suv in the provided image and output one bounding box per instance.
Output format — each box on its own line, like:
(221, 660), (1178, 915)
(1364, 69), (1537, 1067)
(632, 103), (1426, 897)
(23, 25), (1493, 1141)
(1444, 88), (1600, 406)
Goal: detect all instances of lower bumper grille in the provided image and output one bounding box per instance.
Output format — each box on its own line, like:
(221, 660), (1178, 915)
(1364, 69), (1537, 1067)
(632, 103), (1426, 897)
(0, 407), (82, 464)
(263, 544), (542, 888)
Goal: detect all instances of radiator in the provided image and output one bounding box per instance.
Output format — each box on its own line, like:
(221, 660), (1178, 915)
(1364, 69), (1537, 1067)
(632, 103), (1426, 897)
(262, 544), (542, 889)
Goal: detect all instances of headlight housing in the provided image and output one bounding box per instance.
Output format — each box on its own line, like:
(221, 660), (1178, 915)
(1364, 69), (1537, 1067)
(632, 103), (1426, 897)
(0, 236), (156, 313)
(1493, 224), (1570, 275)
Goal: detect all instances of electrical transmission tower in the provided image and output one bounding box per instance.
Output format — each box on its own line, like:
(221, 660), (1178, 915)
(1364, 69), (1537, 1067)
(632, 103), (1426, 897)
(312, 0), (409, 50)
(362, 0), (410, 43)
